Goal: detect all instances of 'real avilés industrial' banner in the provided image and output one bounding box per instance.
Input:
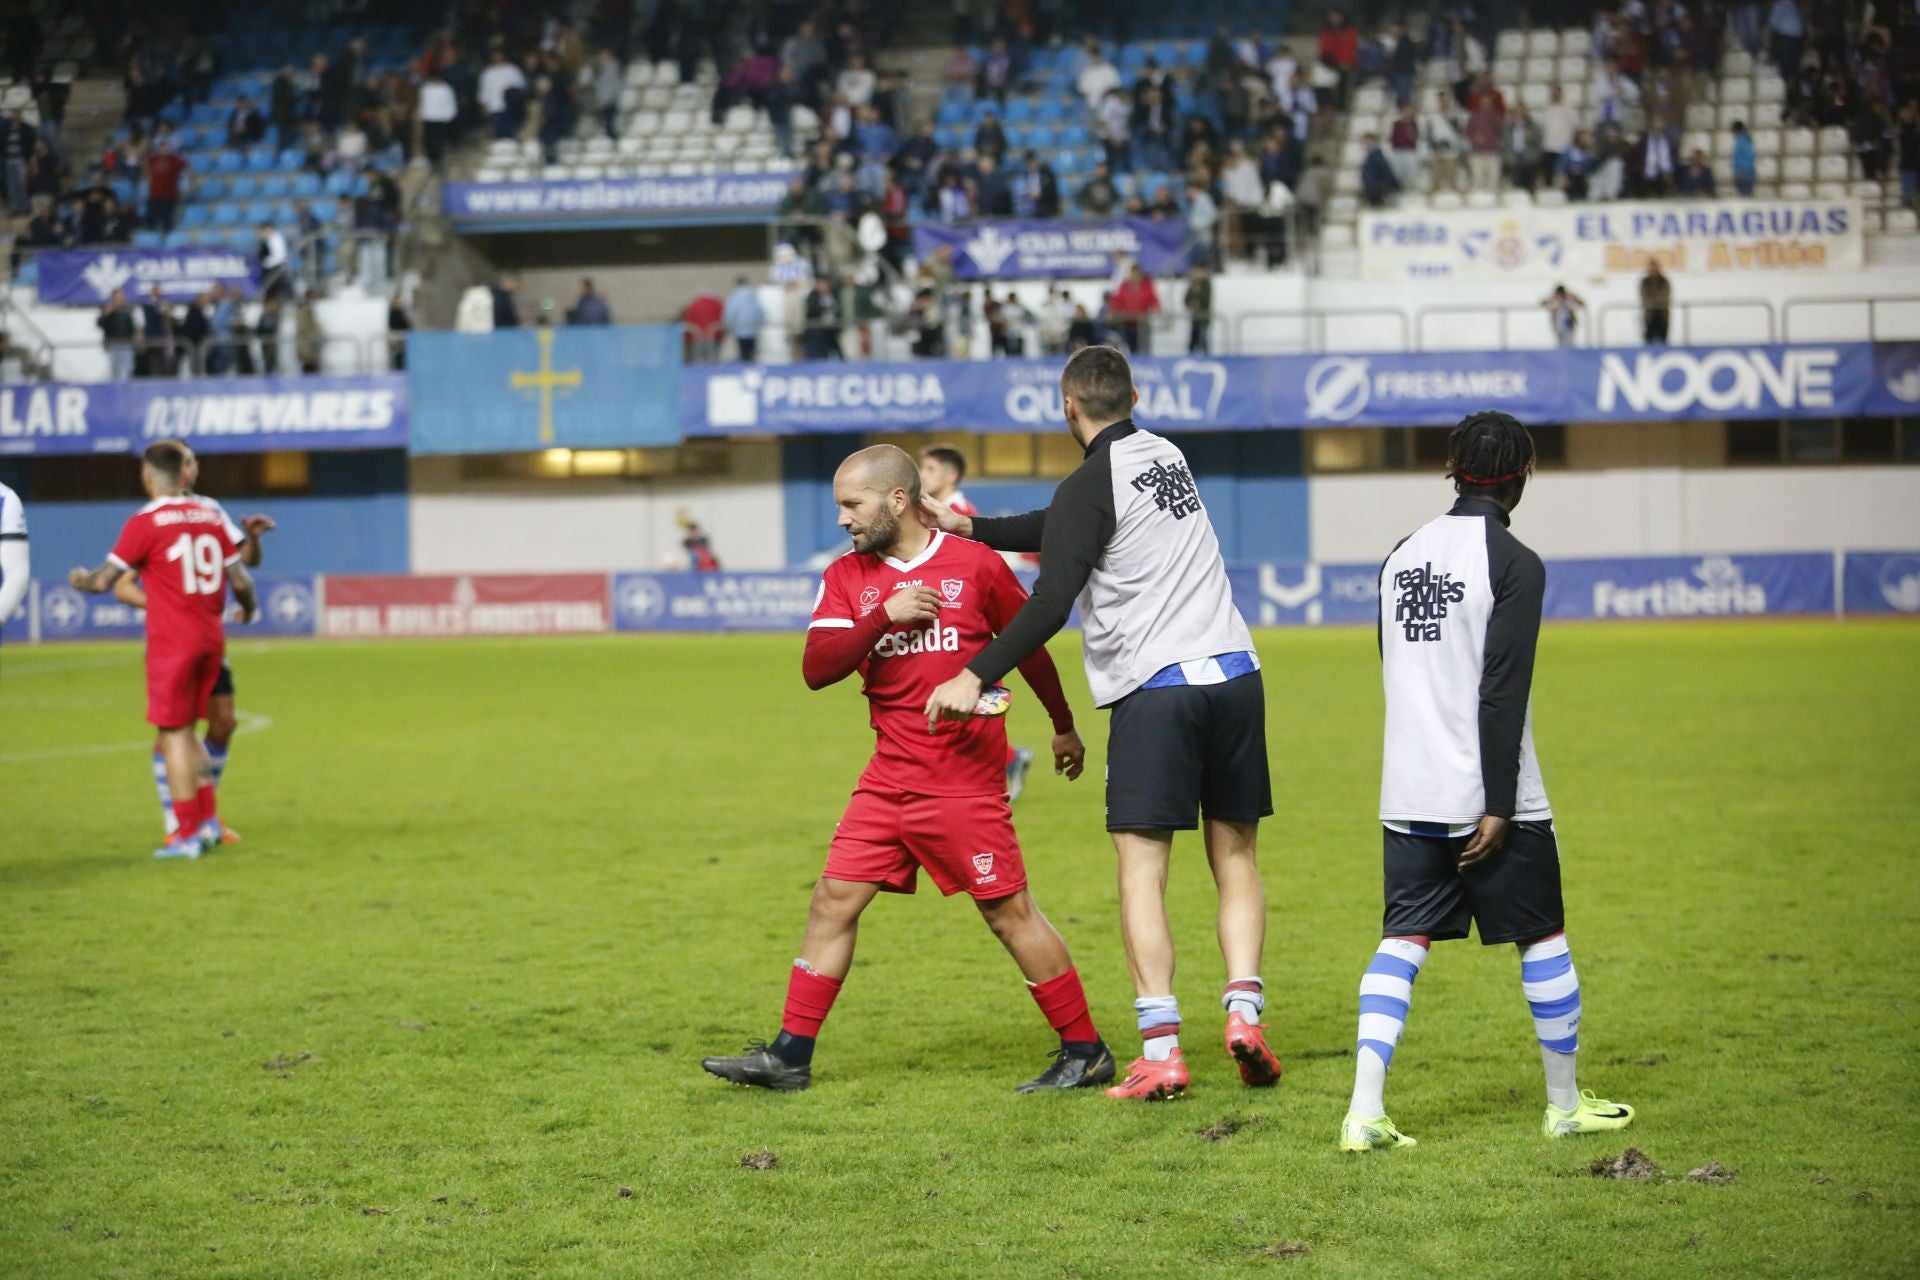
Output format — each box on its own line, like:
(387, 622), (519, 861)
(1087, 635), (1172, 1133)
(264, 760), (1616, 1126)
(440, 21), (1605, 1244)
(1359, 198), (1862, 280)
(682, 342), (1920, 434)
(0, 374), (408, 457)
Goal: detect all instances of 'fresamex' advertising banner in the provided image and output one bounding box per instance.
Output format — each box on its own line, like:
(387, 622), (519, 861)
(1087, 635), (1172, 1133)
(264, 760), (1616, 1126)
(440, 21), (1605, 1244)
(322, 574), (610, 638)
(912, 217), (1191, 280)
(443, 173), (790, 225)
(684, 343), (1920, 433)
(0, 375), (408, 457)
(1360, 198), (1862, 280)
(407, 327), (681, 454)
(36, 247), (260, 305)
(30, 572), (320, 642)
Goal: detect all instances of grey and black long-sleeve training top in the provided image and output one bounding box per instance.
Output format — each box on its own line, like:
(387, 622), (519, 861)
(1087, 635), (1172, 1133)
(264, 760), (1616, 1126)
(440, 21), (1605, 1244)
(1377, 494), (1551, 826)
(963, 420), (1255, 708)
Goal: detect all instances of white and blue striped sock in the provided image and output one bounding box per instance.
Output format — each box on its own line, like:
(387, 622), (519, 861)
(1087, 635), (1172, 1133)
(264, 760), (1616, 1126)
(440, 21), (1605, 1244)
(1521, 934), (1582, 1112)
(152, 750), (177, 836)
(1350, 938), (1428, 1118)
(1134, 994), (1181, 1061)
(205, 740), (228, 786)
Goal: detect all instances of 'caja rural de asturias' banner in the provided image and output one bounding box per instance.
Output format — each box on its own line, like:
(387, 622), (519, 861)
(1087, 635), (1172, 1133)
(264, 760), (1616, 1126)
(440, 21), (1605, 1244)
(1359, 199), (1861, 280)
(912, 217), (1192, 280)
(37, 247), (261, 305)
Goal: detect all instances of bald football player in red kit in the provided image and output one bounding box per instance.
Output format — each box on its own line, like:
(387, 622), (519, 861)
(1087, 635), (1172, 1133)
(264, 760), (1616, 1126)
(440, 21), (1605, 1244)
(702, 445), (1114, 1093)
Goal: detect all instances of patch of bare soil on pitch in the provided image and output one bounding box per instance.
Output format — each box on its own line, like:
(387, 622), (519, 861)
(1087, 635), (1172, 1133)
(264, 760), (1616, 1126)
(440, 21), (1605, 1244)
(1687, 1161), (1737, 1184)
(1197, 1113), (1267, 1142)
(739, 1149), (779, 1171)
(262, 1052), (315, 1072)
(1262, 1241), (1311, 1260)
(1590, 1148), (1662, 1180)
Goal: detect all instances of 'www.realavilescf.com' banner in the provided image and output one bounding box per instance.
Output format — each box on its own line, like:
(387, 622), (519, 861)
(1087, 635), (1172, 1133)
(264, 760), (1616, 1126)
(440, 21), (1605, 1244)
(443, 173), (791, 225)
(912, 217), (1191, 280)
(0, 374), (409, 457)
(684, 342), (1920, 434)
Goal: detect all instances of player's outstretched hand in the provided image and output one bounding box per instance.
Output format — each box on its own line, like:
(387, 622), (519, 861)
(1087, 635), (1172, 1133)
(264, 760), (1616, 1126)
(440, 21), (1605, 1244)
(924, 669), (984, 731)
(1051, 729), (1085, 781)
(241, 514), (278, 538)
(67, 567), (89, 590)
(885, 584), (942, 626)
(919, 496), (974, 539)
(1457, 815), (1510, 870)
(230, 602), (258, 624)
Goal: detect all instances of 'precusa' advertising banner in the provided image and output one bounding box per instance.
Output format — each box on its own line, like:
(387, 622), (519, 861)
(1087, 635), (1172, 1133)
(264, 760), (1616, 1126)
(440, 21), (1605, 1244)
(683, 343), (1920, 435)
(0, 374), (409, 457)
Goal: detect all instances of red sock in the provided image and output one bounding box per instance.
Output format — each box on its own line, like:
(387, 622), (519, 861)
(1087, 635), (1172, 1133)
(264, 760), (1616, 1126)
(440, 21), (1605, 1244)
(780, 965), (844, 1039)
(196, 784), (218, 825)
(1029, 967), (1100, 1045)
(172, 794), (202, 837)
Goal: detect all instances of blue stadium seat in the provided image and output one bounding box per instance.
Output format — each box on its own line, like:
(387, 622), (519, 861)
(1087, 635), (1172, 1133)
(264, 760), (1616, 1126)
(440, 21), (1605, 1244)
(225, 230), (256, 251)
(308, 197), (339, 222)
(1027, 124), (1058, 149)
(247, 145), (277, 171)
(1060, 123), (1091, 148)
(212, 202), (241, 226)
(245, 200), (275, 224)
(323, 171), (354, 196)
(1052, 149), (1083, 176)
(1181, 39), (1207, 65)
(1003, 98), (1034, 123)
(195, 176), (225, 200)
(936, 100), (969, 127)
(1114, 173), (1138, 199)
(227, 175), (259, 199)
(935, 125), (964, 149)
(1035, 96), (1068, 123)
(213, 149), (244, 173)
(279, 147), (304, 170)
(273, 201), (297, 224)
(190, 103), (221, 127)
(259, 174), (290, 198)
(972, 99), (1003, 124)
(1048, 68), (1077, 93)
(1153, 41), (1180, 66)
(110, 178), (139, 206)
(132, 229), (163, 248)
(292, 172), (321, 198)
(16, 259), (35, 286)
(1119, 46), (1149, 70)
(1027, 47), (1060, 73)
(179, 204), (213, 228)
(174, 127), (200, 150)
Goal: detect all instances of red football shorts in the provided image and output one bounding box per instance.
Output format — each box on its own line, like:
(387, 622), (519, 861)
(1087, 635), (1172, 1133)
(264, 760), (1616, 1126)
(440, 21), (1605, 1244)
(145, 644), (224, 728)
(825, 786), (1028, 900)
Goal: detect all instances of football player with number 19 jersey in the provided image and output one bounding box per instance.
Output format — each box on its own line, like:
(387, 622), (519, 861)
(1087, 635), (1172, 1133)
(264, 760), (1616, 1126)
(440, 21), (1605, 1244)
(69, 441), (258, 860)
(702, 445), (1115, 1094)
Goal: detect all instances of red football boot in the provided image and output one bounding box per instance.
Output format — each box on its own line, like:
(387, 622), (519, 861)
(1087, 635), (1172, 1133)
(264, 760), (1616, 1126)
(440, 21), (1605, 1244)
(1224, 1012), (1283, 1087)
(1104, 1048), (1189, 1100)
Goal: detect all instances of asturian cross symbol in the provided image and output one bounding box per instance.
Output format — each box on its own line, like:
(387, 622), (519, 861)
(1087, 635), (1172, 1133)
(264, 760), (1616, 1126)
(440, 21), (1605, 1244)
(510, 328), (583, 443)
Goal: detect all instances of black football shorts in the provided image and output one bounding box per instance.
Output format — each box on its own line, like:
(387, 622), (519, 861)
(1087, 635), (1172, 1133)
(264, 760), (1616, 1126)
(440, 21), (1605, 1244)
(1104, 672), (1273, 832)
(1381, 820), (1565, 945)
(211, 661), (235, 698)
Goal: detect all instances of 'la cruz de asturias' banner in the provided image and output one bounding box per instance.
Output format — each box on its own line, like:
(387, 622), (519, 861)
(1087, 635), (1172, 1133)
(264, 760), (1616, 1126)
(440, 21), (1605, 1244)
(442, 172), (791, 224)
(19, 553), (1915, 641)
(912, 217), (1191, 280)
(684, 342), (1920, 435)
(1359, 199), (1862, 280)
(0, 374), (409, 457)
(36, 247), (261, 305)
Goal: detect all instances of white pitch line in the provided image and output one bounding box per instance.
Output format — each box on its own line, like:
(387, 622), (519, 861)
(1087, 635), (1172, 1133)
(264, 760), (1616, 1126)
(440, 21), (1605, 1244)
(0, 709), (274, 764)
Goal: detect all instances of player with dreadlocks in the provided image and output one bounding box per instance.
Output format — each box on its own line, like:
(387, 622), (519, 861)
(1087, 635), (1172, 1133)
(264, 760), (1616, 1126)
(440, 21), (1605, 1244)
(1338, 410), (1636, 1152)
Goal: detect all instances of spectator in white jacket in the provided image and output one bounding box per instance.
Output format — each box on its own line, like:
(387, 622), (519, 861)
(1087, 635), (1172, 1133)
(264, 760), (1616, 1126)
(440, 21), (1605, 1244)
(1421, 90), (1463, 192)
(1539, 84), (1577, 178)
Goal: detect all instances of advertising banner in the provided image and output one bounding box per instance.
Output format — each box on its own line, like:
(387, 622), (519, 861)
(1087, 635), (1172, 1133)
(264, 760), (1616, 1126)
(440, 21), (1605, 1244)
(1542, 553), (1835, 620)
(29, 572), (321, 642)
(407, 327), (681, 454)
(684, 343), (1920, 434)
(442, 173), (791, 226)
(1359, 199), (1862, 281)
(0, 375), (408, 457)
(610, 571), (823, 632)
(36, 247), (260, 305)
(911, 217), (1191, 280)
(1840, 551), (1920, 616)
(322, 574), (610, 638)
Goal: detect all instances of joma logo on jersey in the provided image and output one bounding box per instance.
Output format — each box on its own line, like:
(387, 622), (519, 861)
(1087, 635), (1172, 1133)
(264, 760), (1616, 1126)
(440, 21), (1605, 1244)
(872, 617), (960, 657)
(1393, 562), (1466, 641)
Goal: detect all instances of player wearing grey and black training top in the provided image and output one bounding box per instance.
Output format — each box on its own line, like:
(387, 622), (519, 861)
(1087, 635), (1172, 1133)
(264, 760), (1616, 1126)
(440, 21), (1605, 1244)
(1338, 410), (1635, 1155)
(0, 481), (29, 640)
(923, 346), (1280, 1102)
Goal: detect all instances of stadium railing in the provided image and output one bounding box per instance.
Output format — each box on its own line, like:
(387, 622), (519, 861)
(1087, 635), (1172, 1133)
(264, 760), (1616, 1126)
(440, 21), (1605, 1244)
(1410, 298), (1781, 351)
(1232, 308), (1411, 355)
(1781, 297), (1920, 344)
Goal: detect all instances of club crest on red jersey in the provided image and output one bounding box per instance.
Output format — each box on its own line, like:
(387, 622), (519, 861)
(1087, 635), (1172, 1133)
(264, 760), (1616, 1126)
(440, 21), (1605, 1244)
(858, 585), (881, 613)
(972, 851), (995, 876)
(941, 578), (964, 603)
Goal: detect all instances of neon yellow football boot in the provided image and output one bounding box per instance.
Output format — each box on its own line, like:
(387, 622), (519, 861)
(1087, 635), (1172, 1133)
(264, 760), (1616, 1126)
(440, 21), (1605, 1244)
(1339, 1113), (1417, 1152)
(1543, 1090), (1636, 1138)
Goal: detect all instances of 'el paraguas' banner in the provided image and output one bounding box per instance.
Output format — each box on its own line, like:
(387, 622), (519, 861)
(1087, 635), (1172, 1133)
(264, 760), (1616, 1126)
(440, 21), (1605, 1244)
(38, 247), (260, 305)
(0, 374), (408, 457)
(1359, 198), (1862, 281)
(443, 172), (791, 225)
(682, 342), (1920, 435)
(912, 217), (1192, 280)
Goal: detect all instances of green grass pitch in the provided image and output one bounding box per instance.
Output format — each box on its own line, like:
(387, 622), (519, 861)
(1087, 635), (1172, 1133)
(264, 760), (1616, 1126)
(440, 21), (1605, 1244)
(2, 620), (1916, 1277)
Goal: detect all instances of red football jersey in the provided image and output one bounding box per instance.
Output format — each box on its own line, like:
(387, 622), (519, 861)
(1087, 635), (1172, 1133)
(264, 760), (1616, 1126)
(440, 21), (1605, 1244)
(946, 489), (980, 518)
(109, 496), (242, 653)
(811, 530), (1035, 797)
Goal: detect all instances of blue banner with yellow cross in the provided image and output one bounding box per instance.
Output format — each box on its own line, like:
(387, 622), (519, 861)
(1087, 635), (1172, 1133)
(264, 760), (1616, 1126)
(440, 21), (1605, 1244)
(405, 326), (683, 455)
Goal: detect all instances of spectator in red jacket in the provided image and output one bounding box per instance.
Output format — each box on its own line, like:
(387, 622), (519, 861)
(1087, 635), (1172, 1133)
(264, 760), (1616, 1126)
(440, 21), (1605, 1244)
(1319, 10), (1360, 69)
(684, 292), (724, 363)
(1109, 263), (1161, 355)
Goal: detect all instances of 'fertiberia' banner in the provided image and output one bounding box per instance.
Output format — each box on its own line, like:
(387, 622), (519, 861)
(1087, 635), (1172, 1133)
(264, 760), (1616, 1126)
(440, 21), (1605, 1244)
(1359, 199), (1861, 280)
